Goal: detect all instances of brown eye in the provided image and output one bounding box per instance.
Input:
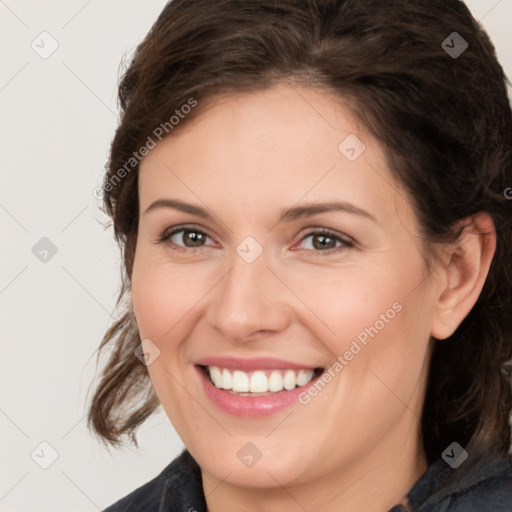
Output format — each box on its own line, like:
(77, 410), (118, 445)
(159, 226), (214, 250)
(296, 229), (354, 255)
(176, 229), (208, 247)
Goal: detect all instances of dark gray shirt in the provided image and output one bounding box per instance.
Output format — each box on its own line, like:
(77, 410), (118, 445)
(103, 449), (512, 511)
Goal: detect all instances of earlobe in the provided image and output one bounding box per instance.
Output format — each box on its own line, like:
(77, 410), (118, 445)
(430, 212), (496, 340)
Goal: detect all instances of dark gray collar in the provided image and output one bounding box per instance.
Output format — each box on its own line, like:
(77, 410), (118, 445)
(159, 449), (207, 512)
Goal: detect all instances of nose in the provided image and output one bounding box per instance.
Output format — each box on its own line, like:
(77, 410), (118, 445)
(205, 247), (291, 342)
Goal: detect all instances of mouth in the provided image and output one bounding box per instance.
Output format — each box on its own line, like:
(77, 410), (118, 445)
(197, 364), (325, 396)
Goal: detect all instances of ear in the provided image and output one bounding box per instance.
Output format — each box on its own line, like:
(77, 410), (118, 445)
(430, 212), (496, 340)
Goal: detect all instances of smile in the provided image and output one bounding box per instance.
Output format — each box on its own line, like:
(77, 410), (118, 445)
(195, 363), (326, 417)
(202, 365), (324, 395)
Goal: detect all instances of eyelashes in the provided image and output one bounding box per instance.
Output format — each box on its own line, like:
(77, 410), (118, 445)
(158, 226), (212, 250)
(156, 224), (354, 256)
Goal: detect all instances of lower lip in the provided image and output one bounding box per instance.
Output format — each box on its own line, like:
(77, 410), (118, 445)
(196, 365), (322, 418)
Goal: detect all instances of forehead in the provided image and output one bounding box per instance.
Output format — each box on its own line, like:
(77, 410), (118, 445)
(138, 82), (415, 230)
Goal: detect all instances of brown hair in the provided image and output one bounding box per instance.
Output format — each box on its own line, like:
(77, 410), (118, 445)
(87, 0), (512, 474)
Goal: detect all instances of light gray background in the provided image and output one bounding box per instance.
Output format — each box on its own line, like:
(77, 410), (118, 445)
(1, 1), (511, 510)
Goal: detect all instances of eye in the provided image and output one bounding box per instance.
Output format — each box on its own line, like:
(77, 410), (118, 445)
(157, 225), (215, 251)
(293, 228), (354, 256)
(156, 225), (354, 256)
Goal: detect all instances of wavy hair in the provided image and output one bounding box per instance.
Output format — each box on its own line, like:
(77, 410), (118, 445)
(86, 0), (512, 478)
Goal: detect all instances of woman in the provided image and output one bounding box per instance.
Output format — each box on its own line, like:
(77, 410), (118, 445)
(87, 0), (512, 510)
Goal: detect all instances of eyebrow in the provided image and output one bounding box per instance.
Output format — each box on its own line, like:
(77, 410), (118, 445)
(143, 198), (377, 223)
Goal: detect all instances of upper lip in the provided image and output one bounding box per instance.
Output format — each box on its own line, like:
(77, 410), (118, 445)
(195, 356), (322, 372)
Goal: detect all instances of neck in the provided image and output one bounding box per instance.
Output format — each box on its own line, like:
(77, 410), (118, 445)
(201, 415), (428, 512)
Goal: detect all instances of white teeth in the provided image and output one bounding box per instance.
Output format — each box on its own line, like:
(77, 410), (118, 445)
(221, 368), (232, 389)
(283, 370), (296, 390)
(206, 366), (316, 393)
(296, 369), (311, 386)
(232, 370), (249, 392)
(249, 371), (268, 392)
(210, 366), (222, 387)
(268, 371), (283, 392)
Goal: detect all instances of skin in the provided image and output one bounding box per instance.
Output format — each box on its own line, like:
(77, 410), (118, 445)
(131, 82), (496, 512)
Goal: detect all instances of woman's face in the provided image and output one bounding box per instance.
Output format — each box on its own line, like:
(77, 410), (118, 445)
(131, 82), (442, 490)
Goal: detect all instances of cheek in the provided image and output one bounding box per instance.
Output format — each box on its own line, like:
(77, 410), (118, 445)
(130, 260), (209, 431)
(288, 261), (432, 459)
(287, 254), (432, 390)
(282, 260), (409, 344)
(131, 257), (211, 341)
